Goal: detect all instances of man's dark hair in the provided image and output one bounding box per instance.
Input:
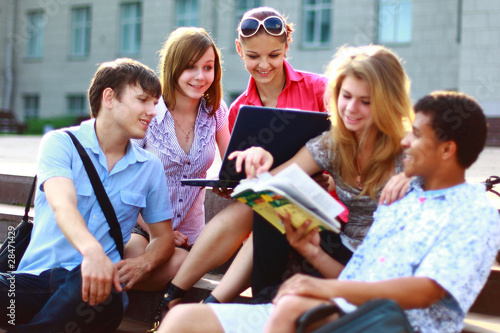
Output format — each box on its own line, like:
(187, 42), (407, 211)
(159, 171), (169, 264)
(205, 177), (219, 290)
(88, 58), (161, 117)
(414, 91), (487, 169)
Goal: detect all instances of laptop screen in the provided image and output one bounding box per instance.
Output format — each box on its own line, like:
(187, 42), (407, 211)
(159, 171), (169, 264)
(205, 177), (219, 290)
(216, 106), (331, 184)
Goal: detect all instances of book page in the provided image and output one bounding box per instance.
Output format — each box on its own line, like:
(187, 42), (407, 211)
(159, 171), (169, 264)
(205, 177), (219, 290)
(264, 164), (345, 224)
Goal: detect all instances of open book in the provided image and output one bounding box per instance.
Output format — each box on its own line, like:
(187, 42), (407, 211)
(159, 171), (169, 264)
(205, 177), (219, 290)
(231, 163), (344, 234)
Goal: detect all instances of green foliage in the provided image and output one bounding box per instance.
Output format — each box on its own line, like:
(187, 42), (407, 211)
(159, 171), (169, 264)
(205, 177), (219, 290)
(25, 115), (86, 134)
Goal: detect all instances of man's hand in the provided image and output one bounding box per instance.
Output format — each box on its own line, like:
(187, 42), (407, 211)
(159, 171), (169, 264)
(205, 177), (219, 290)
(81, 247), (122, 305)
(173, 230), (189, 248)
(273, 274), (335, 304)
(117, 221), (175, 290)
(115, 257), (149, 291)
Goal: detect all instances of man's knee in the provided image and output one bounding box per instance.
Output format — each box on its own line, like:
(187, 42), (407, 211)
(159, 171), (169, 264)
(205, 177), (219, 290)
(38, 290), (124, 333)
(70, 291), (123, 332)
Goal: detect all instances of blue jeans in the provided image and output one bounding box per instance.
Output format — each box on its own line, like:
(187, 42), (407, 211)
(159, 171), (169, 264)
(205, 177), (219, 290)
(0, 265), (123, 332)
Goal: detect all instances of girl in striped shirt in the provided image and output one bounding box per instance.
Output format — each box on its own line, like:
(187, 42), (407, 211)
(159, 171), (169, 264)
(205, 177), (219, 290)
(125, 27), (230, 291)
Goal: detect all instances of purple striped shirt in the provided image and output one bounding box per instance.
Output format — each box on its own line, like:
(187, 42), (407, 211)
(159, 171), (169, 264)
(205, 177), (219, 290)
(133, 97), (228, 244)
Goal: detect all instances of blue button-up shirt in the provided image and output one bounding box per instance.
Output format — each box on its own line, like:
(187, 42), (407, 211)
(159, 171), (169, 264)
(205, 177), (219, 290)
(339, 180), (500, 332)
(17, 119), (173, 275)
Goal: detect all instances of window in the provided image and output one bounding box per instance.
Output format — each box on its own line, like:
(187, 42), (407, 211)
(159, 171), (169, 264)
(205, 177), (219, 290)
(70, 7), (91, 57)
(303, 0), (332, 47)
(27, 11), (44, 58)
(175, 0), (199, 27)
(24, 95), (40, 119)
(235, 0), (261, 31)
(228, 92), (242, 105)
(67, 95), (87, 115)
(378, 0), (412, 44)
(120, 2), (142, 55)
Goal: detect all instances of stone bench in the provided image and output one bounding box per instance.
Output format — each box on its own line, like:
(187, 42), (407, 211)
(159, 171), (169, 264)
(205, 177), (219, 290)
(1, 174), (500, 332)
(0, 110), (26, 134)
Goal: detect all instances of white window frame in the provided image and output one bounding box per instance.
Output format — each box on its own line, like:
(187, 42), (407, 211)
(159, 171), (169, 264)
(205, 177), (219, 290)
(27, 11), (44, 58)
(70, 6), (91, 57)
(302, 0), (332, 48)
(377, 0), (412, 44)
(24, 95), (40, 119)
(175, 0), (199, 27)
(120, 2), (142, 55)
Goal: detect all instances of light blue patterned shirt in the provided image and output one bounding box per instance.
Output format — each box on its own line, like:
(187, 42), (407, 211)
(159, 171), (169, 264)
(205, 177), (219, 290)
(17, 119), (173, 275)
(338, 179), (500, 332)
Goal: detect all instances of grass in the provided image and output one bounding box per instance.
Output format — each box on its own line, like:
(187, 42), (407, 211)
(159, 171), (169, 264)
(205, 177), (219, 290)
(24, 115), (88, 134)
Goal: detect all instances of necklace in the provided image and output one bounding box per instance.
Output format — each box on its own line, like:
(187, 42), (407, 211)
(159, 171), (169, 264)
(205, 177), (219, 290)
(256, 78), (287, 105)
(355, 157), (363, 190)
(170, 112), (195, 143)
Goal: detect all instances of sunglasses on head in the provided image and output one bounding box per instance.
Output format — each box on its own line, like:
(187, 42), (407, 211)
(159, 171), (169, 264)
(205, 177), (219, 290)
(238, 16), (286, 38)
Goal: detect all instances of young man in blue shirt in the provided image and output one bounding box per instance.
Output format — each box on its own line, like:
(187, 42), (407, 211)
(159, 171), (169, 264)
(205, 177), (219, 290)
(0, 58), (180, 332)
(159, 91), (500, 333)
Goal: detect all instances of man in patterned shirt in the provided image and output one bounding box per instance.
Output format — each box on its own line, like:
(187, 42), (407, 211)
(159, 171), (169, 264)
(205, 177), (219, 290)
(159, 91), (500, 333)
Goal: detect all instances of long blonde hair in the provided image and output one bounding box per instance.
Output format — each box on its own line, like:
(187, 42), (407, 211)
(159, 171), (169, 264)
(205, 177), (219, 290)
(326, 45), (413, 199)
(158, 27), (222, 115)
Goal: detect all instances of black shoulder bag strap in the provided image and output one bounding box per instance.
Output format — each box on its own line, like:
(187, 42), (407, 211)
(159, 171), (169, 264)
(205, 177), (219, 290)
(65, 131), (124, 258)
(24, 175), (37, 222)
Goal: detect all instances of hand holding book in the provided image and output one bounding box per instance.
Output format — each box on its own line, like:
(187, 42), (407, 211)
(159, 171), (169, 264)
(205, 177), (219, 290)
(279, 211), (324, 260)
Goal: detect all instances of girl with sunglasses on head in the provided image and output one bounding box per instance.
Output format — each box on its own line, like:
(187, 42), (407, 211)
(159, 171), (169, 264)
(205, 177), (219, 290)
(123, 27), (230, 291)
(158, 44), (415, 333)
(227, 5), (351, 303)
(229, 7), (328, 129)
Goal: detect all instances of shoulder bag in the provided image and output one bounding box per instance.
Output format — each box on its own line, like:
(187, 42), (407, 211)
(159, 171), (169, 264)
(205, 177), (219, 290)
(0, 176), (37, 272)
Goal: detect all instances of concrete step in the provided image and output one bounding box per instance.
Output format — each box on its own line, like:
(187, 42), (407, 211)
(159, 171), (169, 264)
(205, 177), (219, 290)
(123, 273), (251, 324)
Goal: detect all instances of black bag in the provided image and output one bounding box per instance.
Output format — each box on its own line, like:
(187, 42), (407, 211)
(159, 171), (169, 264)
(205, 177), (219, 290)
(296, 299), (414, 333)
(0, 176), (37, 272)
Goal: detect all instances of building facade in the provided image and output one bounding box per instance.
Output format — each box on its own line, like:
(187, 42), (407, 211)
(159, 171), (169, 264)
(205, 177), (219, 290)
(0, 0), (499, 121)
